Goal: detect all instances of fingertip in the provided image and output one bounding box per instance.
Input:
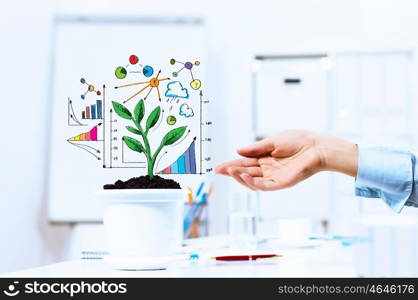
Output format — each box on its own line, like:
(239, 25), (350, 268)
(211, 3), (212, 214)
(237, 147), (246, 154)
(237, 147), (253, 157)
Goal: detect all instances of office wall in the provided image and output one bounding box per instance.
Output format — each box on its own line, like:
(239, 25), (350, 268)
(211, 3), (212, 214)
(1, 0), (418, 273)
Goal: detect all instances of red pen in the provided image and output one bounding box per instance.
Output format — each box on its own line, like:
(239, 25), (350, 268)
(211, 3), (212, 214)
(212, 254), (280, 261)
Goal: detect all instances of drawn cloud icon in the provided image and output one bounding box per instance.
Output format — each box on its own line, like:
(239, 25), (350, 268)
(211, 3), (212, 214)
(179, 103), (194, 118)
(165, 81), (189, 99)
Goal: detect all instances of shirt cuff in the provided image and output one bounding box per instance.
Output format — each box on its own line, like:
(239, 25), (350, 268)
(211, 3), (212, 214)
(355, 146), (413, 213)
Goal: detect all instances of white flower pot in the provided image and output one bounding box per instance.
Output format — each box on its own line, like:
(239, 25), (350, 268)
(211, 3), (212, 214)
(97, 189), (186, 270)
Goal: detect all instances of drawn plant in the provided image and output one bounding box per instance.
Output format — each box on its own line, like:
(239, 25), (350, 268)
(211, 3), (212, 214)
(112, 99), (186, 179)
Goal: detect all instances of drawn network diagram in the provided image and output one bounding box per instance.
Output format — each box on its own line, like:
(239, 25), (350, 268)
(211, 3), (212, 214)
(66, 55), (211, 175)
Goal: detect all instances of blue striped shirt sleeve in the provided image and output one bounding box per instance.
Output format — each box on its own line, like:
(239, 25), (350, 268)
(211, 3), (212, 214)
(354, 146), (418, 213)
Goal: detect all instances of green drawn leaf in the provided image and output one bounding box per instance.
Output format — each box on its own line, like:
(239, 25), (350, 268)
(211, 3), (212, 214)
(126, 126), (141, 135)
(162, 126), (187, 146)
(146, 106), (161, 131)
(134, 99), (145, 124)
(122, 136), (144, 153)
(112, 101), (132, 120)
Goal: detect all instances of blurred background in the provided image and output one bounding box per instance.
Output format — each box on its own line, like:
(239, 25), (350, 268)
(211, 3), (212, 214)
(1, 0), (418, 276)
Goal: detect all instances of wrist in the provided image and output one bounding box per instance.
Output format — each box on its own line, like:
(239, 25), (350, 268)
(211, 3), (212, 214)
(315, 134), (359, 177)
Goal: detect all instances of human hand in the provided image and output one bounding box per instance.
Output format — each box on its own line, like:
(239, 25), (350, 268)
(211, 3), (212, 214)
(215, 130), (358, 191)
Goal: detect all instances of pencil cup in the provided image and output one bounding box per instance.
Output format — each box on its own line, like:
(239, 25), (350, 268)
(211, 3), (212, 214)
(97, 189), (187, 270)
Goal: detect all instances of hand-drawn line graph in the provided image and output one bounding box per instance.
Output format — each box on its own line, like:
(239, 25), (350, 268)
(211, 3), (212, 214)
(67, 97), (86, 126)
(67, 123), (103, 160)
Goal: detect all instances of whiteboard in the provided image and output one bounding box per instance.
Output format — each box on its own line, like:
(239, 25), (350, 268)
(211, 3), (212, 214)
(47, 15), (207, 222)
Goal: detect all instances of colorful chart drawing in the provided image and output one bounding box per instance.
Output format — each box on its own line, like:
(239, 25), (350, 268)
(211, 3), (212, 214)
(114, 70), (170, 103)
(115, 66), (128, 79)
(80, 78), (101, 99)
(167, 115), (176, 125)
(159, 138), (196, 174)
(129, 54), (139, 64)
(170, 58), (201, 90)
(68, 124), (100, 141)
(114, 54), (154, 79)
(67, 97), (85, 126)
(142, 65), (154, 77)
(81, 100), (103, 120)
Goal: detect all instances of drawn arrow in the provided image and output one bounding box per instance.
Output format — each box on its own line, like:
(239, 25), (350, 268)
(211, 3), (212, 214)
(200, 90), (203, 174)
(67, 140), (101, 153)
(155, 151), (168, 172)
(110, 108), (113, 168)
(102, 84), (106, 168)
(67, 141), (101, 160)
(68, 97), (85, 126)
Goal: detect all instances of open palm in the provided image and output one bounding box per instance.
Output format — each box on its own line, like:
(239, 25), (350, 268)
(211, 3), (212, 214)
(215, 130), (323, 191)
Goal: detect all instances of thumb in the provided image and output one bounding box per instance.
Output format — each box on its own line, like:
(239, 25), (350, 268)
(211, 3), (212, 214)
(238, 138), (274, 157)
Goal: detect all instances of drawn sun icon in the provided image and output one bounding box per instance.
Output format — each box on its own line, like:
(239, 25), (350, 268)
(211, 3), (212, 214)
(114, 70), (170, 103)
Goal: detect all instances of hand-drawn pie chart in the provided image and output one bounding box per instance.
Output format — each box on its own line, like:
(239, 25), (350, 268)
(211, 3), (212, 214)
(129, 54), (139, 65)
(115, 66), (127, 79)
(142, 65), (154, 77)
(167, 115), (177, 125)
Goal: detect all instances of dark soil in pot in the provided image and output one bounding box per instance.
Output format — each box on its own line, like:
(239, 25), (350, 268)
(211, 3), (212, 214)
(103, 175), (181, 189)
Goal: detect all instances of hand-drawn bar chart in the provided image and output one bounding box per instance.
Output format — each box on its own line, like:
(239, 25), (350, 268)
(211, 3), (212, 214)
(81, 100), (103, 120)
(160, 138), (197, 174)
(68, 124), (100, 141)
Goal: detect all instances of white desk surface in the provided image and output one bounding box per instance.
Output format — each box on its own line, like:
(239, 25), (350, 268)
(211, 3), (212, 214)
(3, 236), (357, 278)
